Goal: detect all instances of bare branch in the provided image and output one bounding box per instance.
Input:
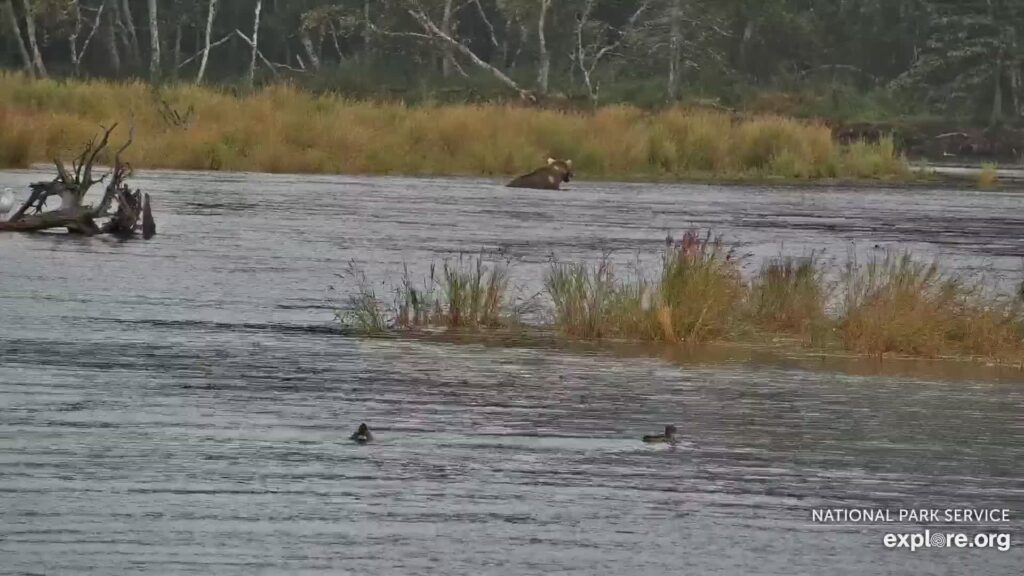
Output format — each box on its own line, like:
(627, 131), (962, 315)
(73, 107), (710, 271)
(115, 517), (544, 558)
(78, 3), (106, 63)
(470, 0), (499, 48)
(114, 119), (134, 165)
(232, 30), (308, 75)
(177, 33), (234, 69)
(83, 123), (118, 191)
(405, 4), (536, 103)
(365, 15), (433, 41)
(590, 0), (652, 71)
(53, 158), (72, 187)
(96, 120), (134, 217)
(575, 0), (652, 103)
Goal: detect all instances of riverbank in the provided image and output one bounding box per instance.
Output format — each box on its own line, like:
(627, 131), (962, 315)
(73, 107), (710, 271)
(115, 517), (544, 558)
(0, 74), (908, 181)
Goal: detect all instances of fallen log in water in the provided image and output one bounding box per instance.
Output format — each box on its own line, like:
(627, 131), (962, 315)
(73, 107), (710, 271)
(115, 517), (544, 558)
(0, 123), (156, 239)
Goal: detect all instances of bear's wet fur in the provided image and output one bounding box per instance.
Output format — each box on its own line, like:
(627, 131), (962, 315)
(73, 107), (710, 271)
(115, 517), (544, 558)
(506, 158), (574, 190)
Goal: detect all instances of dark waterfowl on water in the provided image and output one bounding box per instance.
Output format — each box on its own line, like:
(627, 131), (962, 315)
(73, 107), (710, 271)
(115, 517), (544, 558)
(350, 423), (373, 444)
(642, 425), (678, 444)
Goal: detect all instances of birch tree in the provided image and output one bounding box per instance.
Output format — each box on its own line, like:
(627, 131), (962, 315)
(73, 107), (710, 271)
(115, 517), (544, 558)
(147, 0), (159, 81)
(19, 0), (46, 77)
(2, 0), (33, 75)
(536, 0), (550, 93)
(667, 0), (681, 99)
(246, 0), (262, 87)
(573, 0), (652, 103)
(101, 0), (120, 74)
(396, 0), (538, 102)
(120, 0), (140, 66)
(195, 0), (216, 82)
(68, 1), (106, 77)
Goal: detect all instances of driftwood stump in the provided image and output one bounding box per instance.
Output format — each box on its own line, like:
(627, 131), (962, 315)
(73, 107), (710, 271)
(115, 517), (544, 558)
(0, 123), (156, 240)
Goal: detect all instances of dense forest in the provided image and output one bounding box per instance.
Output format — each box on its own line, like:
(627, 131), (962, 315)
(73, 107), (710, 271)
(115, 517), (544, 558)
(2, 0), (1023, 124)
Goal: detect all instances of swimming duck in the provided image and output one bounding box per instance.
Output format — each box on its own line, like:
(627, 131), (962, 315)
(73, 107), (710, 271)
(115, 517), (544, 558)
(642, 425), (678, 444)
(350, 423), (373, 444)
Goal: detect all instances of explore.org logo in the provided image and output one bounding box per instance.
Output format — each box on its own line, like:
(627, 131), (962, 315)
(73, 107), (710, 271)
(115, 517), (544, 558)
(882, 530), (1011, 552)
(809, 508), (1014, 552)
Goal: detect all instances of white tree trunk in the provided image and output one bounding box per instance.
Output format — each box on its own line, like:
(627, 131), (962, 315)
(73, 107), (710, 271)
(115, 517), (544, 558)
(1009, 27), (1022, 118)
(172, 13), (181, 78)
(991, 58), (1003, 125)
(196, 0), (217, 82)
(19, 0), (46, 77)
(69, 2), (104, 77)
(2, 0), (33, 76)
(246, 0), (262, 87)
(103, 0), (121, 74)
(574, 1), (594, 99)
(440, 0), (455, 77)
(299, 27), (321, 71)
(121, 0), (140, 65)
(147, 0), (160, 82)
(667, 0), (682, 101)
(363, 0), (371, 56)
(1010, 62), (1022, 118)
(536, 0), (550, 93)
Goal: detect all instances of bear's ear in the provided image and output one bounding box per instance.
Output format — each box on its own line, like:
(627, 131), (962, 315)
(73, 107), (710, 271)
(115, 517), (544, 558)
(565, 159), (573, 168)
(547, 157), (556, 165)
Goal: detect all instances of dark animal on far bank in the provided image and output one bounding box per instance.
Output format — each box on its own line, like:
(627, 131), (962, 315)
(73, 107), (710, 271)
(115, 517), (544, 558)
(506, 158), (574, 190)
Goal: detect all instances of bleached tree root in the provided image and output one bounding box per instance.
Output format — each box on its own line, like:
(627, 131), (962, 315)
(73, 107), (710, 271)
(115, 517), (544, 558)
(0, 123), (156, 239)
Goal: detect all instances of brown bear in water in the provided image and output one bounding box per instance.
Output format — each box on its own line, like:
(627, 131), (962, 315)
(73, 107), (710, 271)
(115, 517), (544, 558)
(506, 158), (574, 190)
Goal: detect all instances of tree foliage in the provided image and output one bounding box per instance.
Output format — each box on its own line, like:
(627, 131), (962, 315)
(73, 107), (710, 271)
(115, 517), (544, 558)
(0, 0), (1020, 121)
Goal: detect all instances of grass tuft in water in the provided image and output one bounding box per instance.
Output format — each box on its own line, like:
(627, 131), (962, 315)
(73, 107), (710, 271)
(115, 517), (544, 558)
(544, 231), (745, 343)
(749, 252), (830, 342)
(336, 236), (1024, 365)
(339, 255), (515, 335)
(656, 231), (746, 342)
(335, 262), (389, 336)
(437, 255), (511, 328)
(839, 250), (1024, 360)
(543, 254), (656, 339)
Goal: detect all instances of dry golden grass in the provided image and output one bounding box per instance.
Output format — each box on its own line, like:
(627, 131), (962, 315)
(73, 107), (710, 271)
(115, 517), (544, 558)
(544, 232), (746, 343)
(0, 73), (908, 180)
(977, 163), (999, 188)
(749, 253), (831, 342)
(340, 241), (1024, 365)
(0, 108), (34, 168)
(839, 251), (1024, 361)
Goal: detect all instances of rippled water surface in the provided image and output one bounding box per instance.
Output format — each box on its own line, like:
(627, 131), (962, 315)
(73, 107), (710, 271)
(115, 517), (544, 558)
(1, 169), (1022, 575)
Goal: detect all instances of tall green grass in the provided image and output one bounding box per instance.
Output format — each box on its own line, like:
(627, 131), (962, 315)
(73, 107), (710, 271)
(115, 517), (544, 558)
(0, 73), (908, 180)
(338, 254), (514, 334)
(335, 262), (389, 336)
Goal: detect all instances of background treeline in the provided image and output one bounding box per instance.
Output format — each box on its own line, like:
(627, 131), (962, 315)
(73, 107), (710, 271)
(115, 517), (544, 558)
(2, 0), (1023, 124)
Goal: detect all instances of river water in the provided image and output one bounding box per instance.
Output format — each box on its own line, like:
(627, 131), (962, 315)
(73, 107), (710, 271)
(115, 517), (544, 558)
(1, 169), (1022, 575)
